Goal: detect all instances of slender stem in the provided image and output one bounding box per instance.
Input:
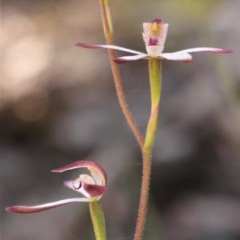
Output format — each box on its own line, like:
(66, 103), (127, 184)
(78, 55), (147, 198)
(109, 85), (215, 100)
(144, 58), (161, 152)
(89, 201), (106, 240)
(134, 58), (162, 240)
(99, 0), (144, 148)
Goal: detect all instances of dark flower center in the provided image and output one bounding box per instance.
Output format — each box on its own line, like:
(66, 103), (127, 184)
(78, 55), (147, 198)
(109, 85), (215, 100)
(149, 38), (159, 46)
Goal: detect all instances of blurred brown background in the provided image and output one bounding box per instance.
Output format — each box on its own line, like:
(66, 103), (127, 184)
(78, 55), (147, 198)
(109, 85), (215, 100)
(1, 0), (240, 240)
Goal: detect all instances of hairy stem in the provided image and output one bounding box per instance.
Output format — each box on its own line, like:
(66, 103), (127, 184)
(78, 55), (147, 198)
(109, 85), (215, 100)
(134, 58), (162, 240)
(99, 0), (144, 148)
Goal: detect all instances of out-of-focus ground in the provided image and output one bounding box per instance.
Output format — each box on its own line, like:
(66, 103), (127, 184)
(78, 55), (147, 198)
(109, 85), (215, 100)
(1, 0), (240, 240)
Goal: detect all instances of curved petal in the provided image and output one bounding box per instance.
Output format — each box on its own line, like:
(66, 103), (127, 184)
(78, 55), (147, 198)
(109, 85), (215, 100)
(76, 43), (144, 55)
(51, 160), (107, 186)
(5, 198), (91, 214)
(176, 47), (232, 54)
(160, 52), (192, 62)
(64, 180), (106, 199)
(115, 53), (149, 63)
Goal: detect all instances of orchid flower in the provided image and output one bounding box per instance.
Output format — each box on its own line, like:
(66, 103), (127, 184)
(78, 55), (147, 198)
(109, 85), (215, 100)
(5, 160), (107, 213)
(76, 18), (231, 63)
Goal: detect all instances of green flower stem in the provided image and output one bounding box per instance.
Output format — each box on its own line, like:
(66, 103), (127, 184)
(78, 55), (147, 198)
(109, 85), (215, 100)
(89, 201), (106, 240)
(144, 58), (161, 152)
(99, 0), (144, 148)
(134, 58), (162, 240)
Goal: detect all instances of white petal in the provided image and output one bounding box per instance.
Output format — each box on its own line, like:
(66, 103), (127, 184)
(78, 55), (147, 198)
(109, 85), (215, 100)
(76, 43), (144, 55)
(176, 47), (232, 54)
(115, 53), (148, 63)
(160, 52), (192, 61)
(5, 198), (91, 213)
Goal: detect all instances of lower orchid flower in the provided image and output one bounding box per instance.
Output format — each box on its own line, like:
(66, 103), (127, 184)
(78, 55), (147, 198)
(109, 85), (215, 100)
(5, 160), (107, 213)
(76, 18), (231, 63)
